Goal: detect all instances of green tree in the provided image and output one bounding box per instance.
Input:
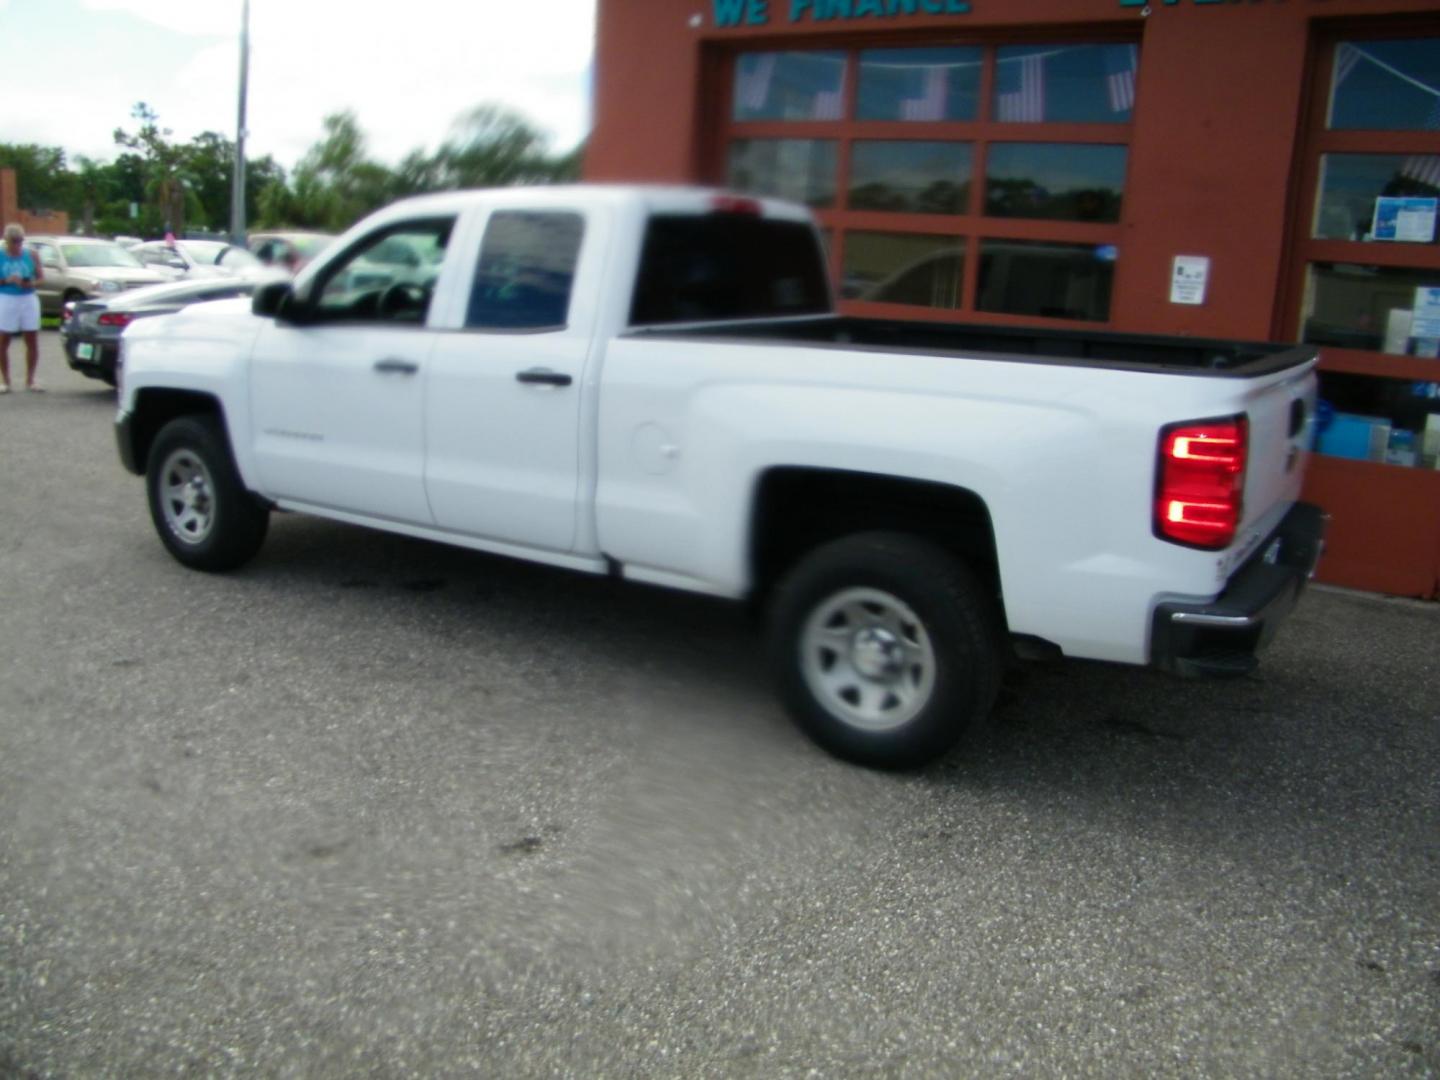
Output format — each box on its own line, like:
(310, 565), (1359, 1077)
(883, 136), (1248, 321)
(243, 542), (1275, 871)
(114, 102), (195, 235)
(0, 143), (72, 214)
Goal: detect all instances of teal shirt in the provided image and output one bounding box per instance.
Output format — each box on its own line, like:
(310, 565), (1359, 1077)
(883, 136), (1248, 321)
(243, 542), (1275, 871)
(0, 249), (37, 295)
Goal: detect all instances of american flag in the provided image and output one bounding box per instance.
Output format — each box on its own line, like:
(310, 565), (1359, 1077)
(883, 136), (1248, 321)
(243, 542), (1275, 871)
(997, 54), (1045, 123)
(901, 66), (948, 122)
(1106, 45), (1138, 114)
(1400, 95), (1440, 188)
(736, 54), (778, 113)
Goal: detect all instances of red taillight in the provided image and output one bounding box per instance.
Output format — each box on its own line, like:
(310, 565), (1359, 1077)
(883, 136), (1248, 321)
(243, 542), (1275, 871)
(1155, 415), (1248, 550)
(709, 195), (763, 216)
(98, 312), (133, 328)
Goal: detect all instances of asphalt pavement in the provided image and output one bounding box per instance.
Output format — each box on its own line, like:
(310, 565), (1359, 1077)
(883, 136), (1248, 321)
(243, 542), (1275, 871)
(2, 335), (1437, 1077)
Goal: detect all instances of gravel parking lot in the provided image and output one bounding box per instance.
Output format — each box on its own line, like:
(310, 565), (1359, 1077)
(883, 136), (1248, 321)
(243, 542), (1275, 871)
(2, 335), (1437, 1077)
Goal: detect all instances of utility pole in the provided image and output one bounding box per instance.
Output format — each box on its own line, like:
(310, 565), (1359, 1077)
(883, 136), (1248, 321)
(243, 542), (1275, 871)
(230, 0), (250, 245)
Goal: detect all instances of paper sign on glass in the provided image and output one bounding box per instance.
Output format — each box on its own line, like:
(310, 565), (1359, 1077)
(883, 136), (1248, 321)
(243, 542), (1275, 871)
(1412, 285), (1440, 341)
(1170, 255), (1209, 305)
(1372, 197), (1438, 243)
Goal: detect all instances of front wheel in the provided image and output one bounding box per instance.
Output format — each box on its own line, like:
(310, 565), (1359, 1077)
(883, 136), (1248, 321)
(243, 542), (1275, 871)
(768, 532), (1003, 769)
(146, 415), (268, 571)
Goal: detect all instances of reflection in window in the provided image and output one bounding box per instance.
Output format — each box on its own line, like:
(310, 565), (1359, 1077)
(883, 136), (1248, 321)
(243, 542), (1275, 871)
(992, 44), (1138, 124)
(728, 140), (838, 208)
(1314, 154), (1440, 242)
(856, 48), (982, 122)
(843, 232), (965, 308)
(733, 52), (847, 121)
(849, 142), (973, 215)
(985, 143), (1127, 222)
(1302, 263), (1440, 355)
(977, 239), (1116, 322)
(1329, 39), (1440, 131)
(467, 211), (583, 330)
(317, 218), (453, 324)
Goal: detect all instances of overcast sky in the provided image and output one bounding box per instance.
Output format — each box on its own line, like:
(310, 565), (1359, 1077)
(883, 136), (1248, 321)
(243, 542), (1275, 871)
(1, 0), (596, 170)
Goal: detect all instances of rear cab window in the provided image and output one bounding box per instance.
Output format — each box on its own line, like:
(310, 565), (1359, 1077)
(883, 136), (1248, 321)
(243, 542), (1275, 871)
(629, 214), (830, 327)
(465, 210), (585, 332)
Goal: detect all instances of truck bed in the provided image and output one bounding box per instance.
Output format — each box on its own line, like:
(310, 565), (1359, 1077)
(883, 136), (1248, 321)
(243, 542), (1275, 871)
(626, 316), (1315, 378)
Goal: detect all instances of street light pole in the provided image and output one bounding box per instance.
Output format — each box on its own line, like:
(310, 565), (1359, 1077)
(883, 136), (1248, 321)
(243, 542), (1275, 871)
(230, 0), (250, 245)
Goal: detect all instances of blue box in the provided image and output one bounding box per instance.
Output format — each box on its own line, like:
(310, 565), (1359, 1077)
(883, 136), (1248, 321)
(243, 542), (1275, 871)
(1317, 413), (1391, 461)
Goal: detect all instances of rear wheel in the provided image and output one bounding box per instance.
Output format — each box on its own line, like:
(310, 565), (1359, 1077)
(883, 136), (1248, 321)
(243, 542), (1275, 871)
(146, 415), (268, 571)
(768, 532), (1002, 769)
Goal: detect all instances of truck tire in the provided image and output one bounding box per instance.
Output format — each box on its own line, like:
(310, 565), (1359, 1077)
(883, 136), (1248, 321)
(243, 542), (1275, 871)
(768, 531), (1002, 769)
(146, 415), (269, 572)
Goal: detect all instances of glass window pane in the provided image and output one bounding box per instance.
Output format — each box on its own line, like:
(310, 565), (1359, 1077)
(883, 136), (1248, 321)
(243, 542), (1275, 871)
(316, 218), (453, 324)
(842, 231), (965, 308)
(630, 216), (830, 326)
(1301, 263), (1440, 355)
(977, 239), (1116, 322)
(849, 141), (973, 215)
(1315, 154), (1440, 241)
(1328, 39), (1440, 131)
(992, 44), (1138, 124)
(733, 51), (847, 122)
(856, 48), (982, 122)
(467, 211), (584, 330)
(728, 139), (838, 208)
(985, 143), (1127, 222)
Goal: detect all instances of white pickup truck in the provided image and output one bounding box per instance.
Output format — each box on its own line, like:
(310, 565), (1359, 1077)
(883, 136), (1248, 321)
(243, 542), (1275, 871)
(115, 186), (1326, 768)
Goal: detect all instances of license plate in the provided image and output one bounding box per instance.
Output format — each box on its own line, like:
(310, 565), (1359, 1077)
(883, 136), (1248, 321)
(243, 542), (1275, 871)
(76, 342), (94, 360)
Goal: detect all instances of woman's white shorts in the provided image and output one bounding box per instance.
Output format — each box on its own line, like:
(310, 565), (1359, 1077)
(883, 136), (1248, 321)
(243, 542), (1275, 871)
(0, 292), (41, 334)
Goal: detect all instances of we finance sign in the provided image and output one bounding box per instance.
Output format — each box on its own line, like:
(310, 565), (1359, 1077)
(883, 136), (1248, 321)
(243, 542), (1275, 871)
(713, 0), (972, 27)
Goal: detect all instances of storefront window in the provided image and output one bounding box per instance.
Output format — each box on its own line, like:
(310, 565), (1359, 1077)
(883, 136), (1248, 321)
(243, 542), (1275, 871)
(1302, 263), (1440, 356)
(1314, 154), (1440, 242)
(977, 239), (1116, 322)
(849, 142), (972, 215)
(842, 232), (965, 308)
(728, 139), (838, 208)
(1328, 39), (1440, 131)
(733, 52), (847, 122)
(855, 48), (982, 122)
(992, 44), (1138, 124)
(984, 143), (1127, 222)
(724, 41), (1135, 324)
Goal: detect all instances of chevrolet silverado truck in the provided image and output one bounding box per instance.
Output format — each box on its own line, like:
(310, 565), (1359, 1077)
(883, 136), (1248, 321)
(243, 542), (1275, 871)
(114, 186), (1326, 768)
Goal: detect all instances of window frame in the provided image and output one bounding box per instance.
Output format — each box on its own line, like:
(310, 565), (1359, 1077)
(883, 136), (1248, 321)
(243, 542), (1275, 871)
(713, 35), (1139, 328)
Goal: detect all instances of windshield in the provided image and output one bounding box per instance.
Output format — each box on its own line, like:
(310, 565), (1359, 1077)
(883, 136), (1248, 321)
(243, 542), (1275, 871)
(183, 241), (260, 269)
(61, 243), (145, 269)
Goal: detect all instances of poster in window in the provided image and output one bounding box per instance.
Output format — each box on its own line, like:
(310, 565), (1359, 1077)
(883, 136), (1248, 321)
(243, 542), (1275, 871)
(1371, 197), (1437, 243)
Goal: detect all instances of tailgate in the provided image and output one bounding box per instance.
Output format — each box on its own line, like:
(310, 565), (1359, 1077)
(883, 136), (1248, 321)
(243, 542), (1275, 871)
(1236, 360), (1319, 555)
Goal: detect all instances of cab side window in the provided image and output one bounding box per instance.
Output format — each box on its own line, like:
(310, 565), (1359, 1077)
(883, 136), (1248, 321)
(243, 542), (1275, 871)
(465, 211), (584, 331)
(312, 217), (454, 326)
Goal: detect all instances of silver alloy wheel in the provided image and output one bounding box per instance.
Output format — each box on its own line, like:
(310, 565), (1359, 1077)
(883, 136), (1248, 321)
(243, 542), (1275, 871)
(158, 448), (216, 546)
(799, 586), (937, 732)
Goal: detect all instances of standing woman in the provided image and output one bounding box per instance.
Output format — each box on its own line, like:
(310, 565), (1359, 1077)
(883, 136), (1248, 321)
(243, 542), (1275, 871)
(0, 223), (45, 393)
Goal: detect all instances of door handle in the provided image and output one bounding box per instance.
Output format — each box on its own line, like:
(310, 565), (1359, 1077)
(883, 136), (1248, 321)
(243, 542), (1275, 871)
(515, 368), (573, 387)
(374, 358), (419, 375)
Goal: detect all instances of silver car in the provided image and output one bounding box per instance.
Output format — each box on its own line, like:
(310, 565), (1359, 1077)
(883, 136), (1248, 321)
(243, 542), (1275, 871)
(27, 236), (169, 316)
(131, 240), (263, 281)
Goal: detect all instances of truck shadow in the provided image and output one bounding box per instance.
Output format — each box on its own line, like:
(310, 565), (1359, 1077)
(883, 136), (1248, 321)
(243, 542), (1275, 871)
(247, 514), (1434, 881)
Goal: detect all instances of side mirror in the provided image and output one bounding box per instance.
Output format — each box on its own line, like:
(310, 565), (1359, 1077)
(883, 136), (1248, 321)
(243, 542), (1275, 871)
(252, 279), (302, 322)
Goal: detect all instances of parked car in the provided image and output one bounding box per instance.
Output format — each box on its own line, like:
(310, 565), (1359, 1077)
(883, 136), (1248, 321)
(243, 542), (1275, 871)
(130, 240), (263, 280)
(26, 236), (169, 316)
(61, 275), (275, 385)
(247, 231), (334, 273)
(116, 186), (1325, 770)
